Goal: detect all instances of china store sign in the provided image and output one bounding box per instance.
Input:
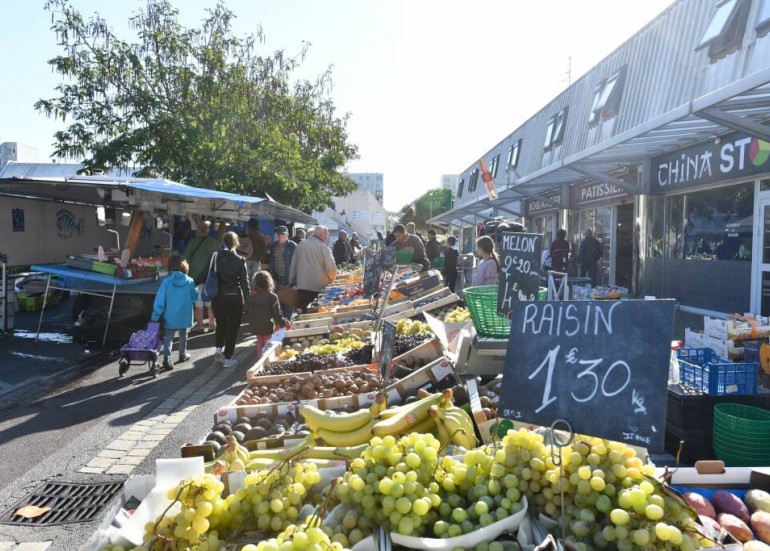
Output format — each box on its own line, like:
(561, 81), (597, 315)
(652, 133), (770, 193)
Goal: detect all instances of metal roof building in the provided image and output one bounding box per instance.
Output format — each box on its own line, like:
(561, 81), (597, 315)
(432, 0), (770, 316)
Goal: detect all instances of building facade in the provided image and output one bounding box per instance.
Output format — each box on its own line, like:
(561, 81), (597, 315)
(0, 142), (38, 169)
(430, 0), (770, 316)
(313, 189), (388, 243)
(346, 173), (384, 205)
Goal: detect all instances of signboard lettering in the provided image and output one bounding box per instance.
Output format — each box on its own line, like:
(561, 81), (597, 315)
(497, 232), (543, 315)
(498, 300), (675, 450)
(570, 182), (632, 208)
(525, 193), (562, 216)
(652, 133), (770, 193)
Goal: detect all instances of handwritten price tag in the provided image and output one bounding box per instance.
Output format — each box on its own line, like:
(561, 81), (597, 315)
(498, 232), (543, 315)
(498, 300), (675, 450)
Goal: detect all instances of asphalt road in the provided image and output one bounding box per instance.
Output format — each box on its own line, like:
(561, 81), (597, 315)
(0, 325), (256, 550)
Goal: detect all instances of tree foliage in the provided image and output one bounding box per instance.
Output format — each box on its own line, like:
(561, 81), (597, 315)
(398, 188), (454, 230)
(36, 0), (358, 212)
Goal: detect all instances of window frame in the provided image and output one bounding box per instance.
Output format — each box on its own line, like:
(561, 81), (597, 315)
(507, 139), (522, 169)
(468, 169), (479, 192)
(588, 68), (626, 125)
(696, 0), (749, 58)
(544, 108), (568, 150)
(489, 155), (500, 178)
(757, 0), (770, 30)
(457, 178), (464, 198)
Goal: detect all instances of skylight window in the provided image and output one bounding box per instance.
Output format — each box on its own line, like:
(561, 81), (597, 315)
(468, 169), (479, 192)
(544, 109), (568, 149)
(489, 155), (500, 178)
(697, 0), (740, 48)
(507, 139), (522, 169)
(588, 69), (625, 125)
(457, 178), (464, 198)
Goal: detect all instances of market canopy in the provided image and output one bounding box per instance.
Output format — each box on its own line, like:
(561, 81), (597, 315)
(0, 164), (316, 224)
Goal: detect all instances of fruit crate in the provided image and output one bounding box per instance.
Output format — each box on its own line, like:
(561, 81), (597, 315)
(16, 293), (56, 312)
(676, 348), (758, 396)
(666, 386), (770, 429)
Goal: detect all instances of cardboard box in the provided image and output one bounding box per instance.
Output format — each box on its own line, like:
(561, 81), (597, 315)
(705, 315), (770, 341)
(703, 334), (745, 360)
(383, 357), (457, 405)
(217, 365), (380, 422)
(685, 328), (706, 349)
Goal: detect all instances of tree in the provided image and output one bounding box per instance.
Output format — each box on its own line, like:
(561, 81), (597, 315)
(398, 188), (453, 230)
(36, 0), (358, 213)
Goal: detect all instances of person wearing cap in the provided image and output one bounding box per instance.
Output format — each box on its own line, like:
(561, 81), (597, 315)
(332, 230), (354, 266)
(268, 225), (298, 319)
(184, 220), (220, 333)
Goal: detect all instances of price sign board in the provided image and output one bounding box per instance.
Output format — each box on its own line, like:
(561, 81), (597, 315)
(498, 232), (543, 315)
(379, 321), (396, 378)
(380, 246), (396, 273)
(498, 300), (675, 450)
(363, 251), (381, 298)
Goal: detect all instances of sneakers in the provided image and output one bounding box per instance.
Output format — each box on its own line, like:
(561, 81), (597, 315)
(223, 358), (237, 368)
(214, 348), (225, 365)
(178, 353), (192, 363)
(162, 357), (174, 371)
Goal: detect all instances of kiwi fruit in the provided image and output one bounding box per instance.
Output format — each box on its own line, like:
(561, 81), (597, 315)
(256, 418), (273, 430)
(267, 424), (284, 436)
(246, 427), (268, 441)
(206, 431), (227, 446)
(231, 430), (246, 442)
(404, 395), (419, 405)
(236, 416), (251, 426)
(201, 440), (222, 452)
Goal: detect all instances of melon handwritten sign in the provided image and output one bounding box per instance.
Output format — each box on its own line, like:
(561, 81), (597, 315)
(498, 300), (675, 450)
(497, 232), (543, 315)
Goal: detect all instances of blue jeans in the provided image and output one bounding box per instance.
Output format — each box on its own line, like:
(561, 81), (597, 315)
(163, 329), (188, 359)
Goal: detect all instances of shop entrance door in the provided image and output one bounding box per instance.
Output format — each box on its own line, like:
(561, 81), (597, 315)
(615, 203), (634, 289)
(754, 198), (770, 316)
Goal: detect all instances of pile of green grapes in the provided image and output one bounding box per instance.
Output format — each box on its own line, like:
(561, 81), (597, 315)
(500, 428), (702, 551)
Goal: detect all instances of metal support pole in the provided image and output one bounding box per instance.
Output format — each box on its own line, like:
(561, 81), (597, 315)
(35, 273), (52, 342)
(103, 284), (118, 347)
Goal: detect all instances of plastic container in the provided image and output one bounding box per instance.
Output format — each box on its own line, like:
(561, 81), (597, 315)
(676, 348), (758, 396)
(713, 403), (770, 466)
(92, 261), (118, 276)
(464, 285), (511, 339)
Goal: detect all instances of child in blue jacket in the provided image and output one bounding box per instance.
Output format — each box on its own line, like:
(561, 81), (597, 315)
(151, 254), (199, 370)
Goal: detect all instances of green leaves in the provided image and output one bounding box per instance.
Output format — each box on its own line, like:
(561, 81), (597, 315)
(38, 0), (357, 213)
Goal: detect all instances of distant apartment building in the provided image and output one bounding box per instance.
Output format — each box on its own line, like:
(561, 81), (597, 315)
(345, 173), (383, 205)
(441, 174), (459, 193)
(312, 189), (388, 243)
(0, 142), (39, 169)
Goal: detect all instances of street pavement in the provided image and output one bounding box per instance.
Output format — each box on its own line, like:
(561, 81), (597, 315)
(0, 315), (260, 550)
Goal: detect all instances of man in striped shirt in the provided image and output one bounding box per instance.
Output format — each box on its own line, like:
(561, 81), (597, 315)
(268, 226), (297, 319)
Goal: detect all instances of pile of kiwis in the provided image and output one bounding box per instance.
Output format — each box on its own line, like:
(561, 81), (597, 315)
(235, 370), (382, 405)
(202, 412), (308, 452)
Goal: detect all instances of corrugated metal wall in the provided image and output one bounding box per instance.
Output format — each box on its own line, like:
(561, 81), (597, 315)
(453, 0), (770, 209)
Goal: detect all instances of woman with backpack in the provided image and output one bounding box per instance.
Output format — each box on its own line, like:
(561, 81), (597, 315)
(471, 235), (500, 286)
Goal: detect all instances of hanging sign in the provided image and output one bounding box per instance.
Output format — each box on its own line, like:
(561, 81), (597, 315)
(497, 232), (543, 315)
(498, 300), (675, 450)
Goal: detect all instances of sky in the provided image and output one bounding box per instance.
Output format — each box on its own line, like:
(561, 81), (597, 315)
(0, 0), (677, 211)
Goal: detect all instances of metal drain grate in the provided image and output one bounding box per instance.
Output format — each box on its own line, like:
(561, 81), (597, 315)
(0, 481), (123, 526)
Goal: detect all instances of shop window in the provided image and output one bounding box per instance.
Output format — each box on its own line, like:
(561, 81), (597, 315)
(650, 196), (665, 258)
(489, 155), (500, 178)
(507, 139), (522, 169)
(668, 182), (754, 261)
(696, 0), (750, 59)
(588, 68), (626, 125)
(468, 169), (479, 192)
(544, 108), (568, 149)
(457, 178), (464, 198)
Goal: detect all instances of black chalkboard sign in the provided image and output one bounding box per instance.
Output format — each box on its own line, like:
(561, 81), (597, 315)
(363, 251), (381, 298)
(498, 300), (675, 450)
(379, 320), (396, 378)
(381, 246), (396, 273)
(498, 232), (543, 315)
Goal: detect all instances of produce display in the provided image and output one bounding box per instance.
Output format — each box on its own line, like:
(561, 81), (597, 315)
(236, 369), (382, 405)
(681, 489), (770, 545)
(258, 354), (353, 376)
(395, 318), (432, 335)
(394, 333), (434, 356)
(277, 327), (371, 361)
(203, 412), (302, 450)
(443, 306), (471, 323)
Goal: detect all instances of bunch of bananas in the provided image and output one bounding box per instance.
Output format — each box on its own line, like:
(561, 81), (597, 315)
(207, 434), (251, 473)
(443, 306), (471, 323)
(298, 393), (388, 447)
(394, 318), (431, 336)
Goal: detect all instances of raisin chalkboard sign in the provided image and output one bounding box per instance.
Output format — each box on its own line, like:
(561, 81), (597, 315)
(498, 232), (543, 315)
(498, 300), (675, 450)
(379, 320), (396, 378)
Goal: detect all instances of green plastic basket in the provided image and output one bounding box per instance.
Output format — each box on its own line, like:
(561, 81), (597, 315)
(395, 249), (414, 264)
(538, 286), (547, 301)
(464, 286), (511, 338)
(713, 403), (770, 465)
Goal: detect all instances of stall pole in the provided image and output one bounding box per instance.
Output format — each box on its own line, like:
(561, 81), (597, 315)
(35, 273), (53, 342)
(1, 255), (6, 332)
(102, 284), (118, 347)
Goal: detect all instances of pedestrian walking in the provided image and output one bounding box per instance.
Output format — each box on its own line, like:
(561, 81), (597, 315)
(443, 235), (459, 292)
(184, 220), (220, 334)
(246, 271), (288, 360)
(210, 232), (250, 368)
(150, 254), (199, 370)
(289, 226), (338, 311)
(471, 235), (500, 286)
(333, 230), (354, 266)
(578, 229), (603, 286)
(268, 225), (298, 319)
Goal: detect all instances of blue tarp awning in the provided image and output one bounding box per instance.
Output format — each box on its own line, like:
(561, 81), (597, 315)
(124, 179), (263, 206)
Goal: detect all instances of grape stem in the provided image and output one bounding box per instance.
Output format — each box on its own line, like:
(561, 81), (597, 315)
(148, 481), (194, 549)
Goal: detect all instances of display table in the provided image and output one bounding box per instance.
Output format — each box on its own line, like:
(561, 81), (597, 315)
(31, 264), (158, 346)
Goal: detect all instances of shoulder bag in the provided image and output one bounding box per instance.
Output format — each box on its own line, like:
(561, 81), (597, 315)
(202, 253), (219, 302)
